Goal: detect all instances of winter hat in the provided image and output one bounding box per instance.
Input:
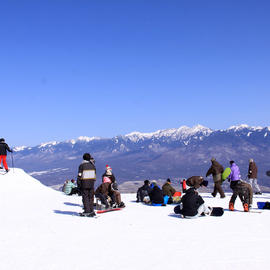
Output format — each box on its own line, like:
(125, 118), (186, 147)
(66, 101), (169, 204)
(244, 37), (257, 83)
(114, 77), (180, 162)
(83, 153), (91, 161)
(144, 180), (150, 185)
(211, 157), (216, 162)
(0, 138), (5, 142)
(166, 178), (171, 183)
(249, 158), (254, 163)
(151, 180), (157, 186)
(105, 165), (112, 175)
(230, 160), (235, 165)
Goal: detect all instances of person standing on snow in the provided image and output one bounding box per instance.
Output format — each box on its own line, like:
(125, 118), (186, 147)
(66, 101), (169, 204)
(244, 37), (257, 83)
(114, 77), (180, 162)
(248, 159), (262, 195)
(228, 160), (252, 212)
(206, 157), (225, 198)
(77, 153), (96, 217)
(0, 138), (13, 172)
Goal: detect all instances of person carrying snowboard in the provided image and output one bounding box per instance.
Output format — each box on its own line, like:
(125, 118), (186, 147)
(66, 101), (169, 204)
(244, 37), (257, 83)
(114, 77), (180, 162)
(174, 176), (212, 218)
(0, 138), (13, 172)
(228, 161), (253, 212)
(77, 153), (96, 217)
(206, 157), (225, 198)
(248, 159), (262, 195)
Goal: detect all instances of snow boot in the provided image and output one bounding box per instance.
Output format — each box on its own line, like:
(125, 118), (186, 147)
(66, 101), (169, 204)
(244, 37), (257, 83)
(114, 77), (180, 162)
(243, 203), (249, 212)
(229, 202), (234, 211)
(118, 202), (125, 208)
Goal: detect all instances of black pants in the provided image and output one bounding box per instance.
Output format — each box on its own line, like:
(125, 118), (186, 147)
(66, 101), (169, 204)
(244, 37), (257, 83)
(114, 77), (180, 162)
(81, 182), (95, 213)
(95, 193), (109, 207)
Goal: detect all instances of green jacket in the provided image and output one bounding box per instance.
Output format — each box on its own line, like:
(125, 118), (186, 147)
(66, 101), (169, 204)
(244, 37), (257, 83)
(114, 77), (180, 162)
(63, 181), (76, 195)
(162, 182), (176, 197)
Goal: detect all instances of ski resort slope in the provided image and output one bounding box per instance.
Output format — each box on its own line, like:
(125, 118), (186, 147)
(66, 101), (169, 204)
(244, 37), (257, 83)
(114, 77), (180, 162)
(1, 169), (270, 270)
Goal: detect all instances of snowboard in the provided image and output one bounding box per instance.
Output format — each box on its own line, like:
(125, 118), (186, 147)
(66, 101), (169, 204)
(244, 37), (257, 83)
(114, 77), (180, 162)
(210, 207), (224, 216)
(96, 208), (122, 214)
(266, 171), (270, 177)
(257, 201), (270, 209)
(222, 167), (231, 181)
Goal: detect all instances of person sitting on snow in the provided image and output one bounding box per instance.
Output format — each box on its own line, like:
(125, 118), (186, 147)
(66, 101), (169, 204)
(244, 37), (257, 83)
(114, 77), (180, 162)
(174, 176), (210, 218)
(162, 178), (176, 204)
(136, 180), (152, 202)
(149, 180), (164, 205)
(228, 161), (253, 212)
(95, 177), (114, 209)
(102, 165), (125, 208)
(63, 179), (80, 196)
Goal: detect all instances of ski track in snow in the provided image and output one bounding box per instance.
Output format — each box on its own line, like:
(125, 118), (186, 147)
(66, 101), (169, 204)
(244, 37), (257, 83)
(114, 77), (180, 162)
(1, 169), (270, 270)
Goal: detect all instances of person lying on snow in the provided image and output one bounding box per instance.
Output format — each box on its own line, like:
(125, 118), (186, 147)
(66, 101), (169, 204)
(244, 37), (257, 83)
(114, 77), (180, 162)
(228, 160), (253, 212)
(136, 180), (152, 203)
(102, 165), (125, 208)
(174, 176), (210, 218)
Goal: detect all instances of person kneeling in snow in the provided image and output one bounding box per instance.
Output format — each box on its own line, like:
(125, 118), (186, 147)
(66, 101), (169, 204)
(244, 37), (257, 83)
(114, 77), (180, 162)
(174, 176), (210, 218)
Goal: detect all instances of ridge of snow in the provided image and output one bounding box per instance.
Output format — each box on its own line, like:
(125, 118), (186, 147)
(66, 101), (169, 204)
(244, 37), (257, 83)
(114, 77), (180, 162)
(124, 125), (213, 142)
(77, 136), (102, 142)
(228, 124), (263, 131)
(38, 141), (59, 148)
(13, 146), (28, 152)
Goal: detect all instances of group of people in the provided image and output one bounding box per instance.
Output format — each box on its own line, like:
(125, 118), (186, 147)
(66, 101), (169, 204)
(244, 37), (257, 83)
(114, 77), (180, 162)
(136, 178), (180, 205)
(206, 157), (261, 212)
(68, 153), (125, 217)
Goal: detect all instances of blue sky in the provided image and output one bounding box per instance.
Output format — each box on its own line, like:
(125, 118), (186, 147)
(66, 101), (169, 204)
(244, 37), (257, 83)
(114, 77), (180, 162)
(1, 0), (270, 146)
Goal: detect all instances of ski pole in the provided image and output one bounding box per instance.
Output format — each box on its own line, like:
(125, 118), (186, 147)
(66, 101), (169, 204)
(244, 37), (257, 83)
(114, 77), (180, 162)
(11, 152), (14, 173)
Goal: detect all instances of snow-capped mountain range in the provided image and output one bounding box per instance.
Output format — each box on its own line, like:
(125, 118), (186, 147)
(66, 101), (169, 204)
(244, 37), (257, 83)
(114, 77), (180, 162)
(12, 124), (270, 188)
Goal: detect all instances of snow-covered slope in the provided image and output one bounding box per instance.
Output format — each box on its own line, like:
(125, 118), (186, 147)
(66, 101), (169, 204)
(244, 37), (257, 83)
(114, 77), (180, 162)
(1, 169), (270, 270)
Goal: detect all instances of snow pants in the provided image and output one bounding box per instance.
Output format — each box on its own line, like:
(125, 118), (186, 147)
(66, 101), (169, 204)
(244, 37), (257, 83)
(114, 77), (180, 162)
(212, 179), (225, 198)
(249, 178), (261, 193)
(230, 181), (252, 206)
(81, 181), (95, 213)
(0, 155), (8, 170)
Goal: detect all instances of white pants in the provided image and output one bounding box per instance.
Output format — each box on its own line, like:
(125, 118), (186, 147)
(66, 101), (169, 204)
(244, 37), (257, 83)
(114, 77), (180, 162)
(184, 203), (211, 219)
(249, 178), (261, 193)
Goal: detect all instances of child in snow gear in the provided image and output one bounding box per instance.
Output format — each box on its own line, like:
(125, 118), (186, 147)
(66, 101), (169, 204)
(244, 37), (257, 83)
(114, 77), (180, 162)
(95, 177), (113, 209)
(102, 165), (125, 208)
(136, 180), (152, 202)
(228, 161), (253, 212)
(174, 177), (211, 218)
(149, 181), (164, 204)
(248, 159), (262, 195)
(77, 153), (96, 217)
(162, 178), (176, 204)
(0, 138), (13, 172)
(206, 157), (225, 198)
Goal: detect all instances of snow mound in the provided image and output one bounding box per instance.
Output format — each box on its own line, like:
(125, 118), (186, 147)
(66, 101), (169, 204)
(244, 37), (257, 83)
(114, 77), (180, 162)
(0, 170), (270, 270)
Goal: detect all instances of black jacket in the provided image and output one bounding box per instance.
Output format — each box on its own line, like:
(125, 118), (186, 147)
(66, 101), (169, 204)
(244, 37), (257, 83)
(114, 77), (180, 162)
(180, 188), (204, 217)
(0, 142), (12, 156)
(77, 160), (96, 189)
(149, 186), (164, 204)
(137, 184), (152, 202)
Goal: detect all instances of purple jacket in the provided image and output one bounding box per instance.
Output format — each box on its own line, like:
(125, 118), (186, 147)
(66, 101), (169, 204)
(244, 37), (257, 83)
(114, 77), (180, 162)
(229, 163), (241, 181)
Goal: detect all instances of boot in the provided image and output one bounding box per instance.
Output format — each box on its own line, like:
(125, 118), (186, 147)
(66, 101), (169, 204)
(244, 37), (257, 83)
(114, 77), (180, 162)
(243, 203), (249, 212)
(229, 202), (234, 211)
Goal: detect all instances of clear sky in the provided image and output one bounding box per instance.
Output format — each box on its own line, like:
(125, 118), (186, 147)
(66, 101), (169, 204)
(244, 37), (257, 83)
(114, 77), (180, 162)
(1, 0), (270, 147)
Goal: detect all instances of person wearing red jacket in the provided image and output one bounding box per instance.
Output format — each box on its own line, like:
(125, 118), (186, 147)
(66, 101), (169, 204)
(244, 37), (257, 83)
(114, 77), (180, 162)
(0, 138), (13, 172)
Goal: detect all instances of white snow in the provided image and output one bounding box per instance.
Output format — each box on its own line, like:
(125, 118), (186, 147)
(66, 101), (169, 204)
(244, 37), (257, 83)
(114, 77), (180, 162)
(38, 141), (59, 148)
(1, 169), (270, 270)
(124, 125), (213, 142)
(228, 124), (263, 131)
(77, 136), (101, 142)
